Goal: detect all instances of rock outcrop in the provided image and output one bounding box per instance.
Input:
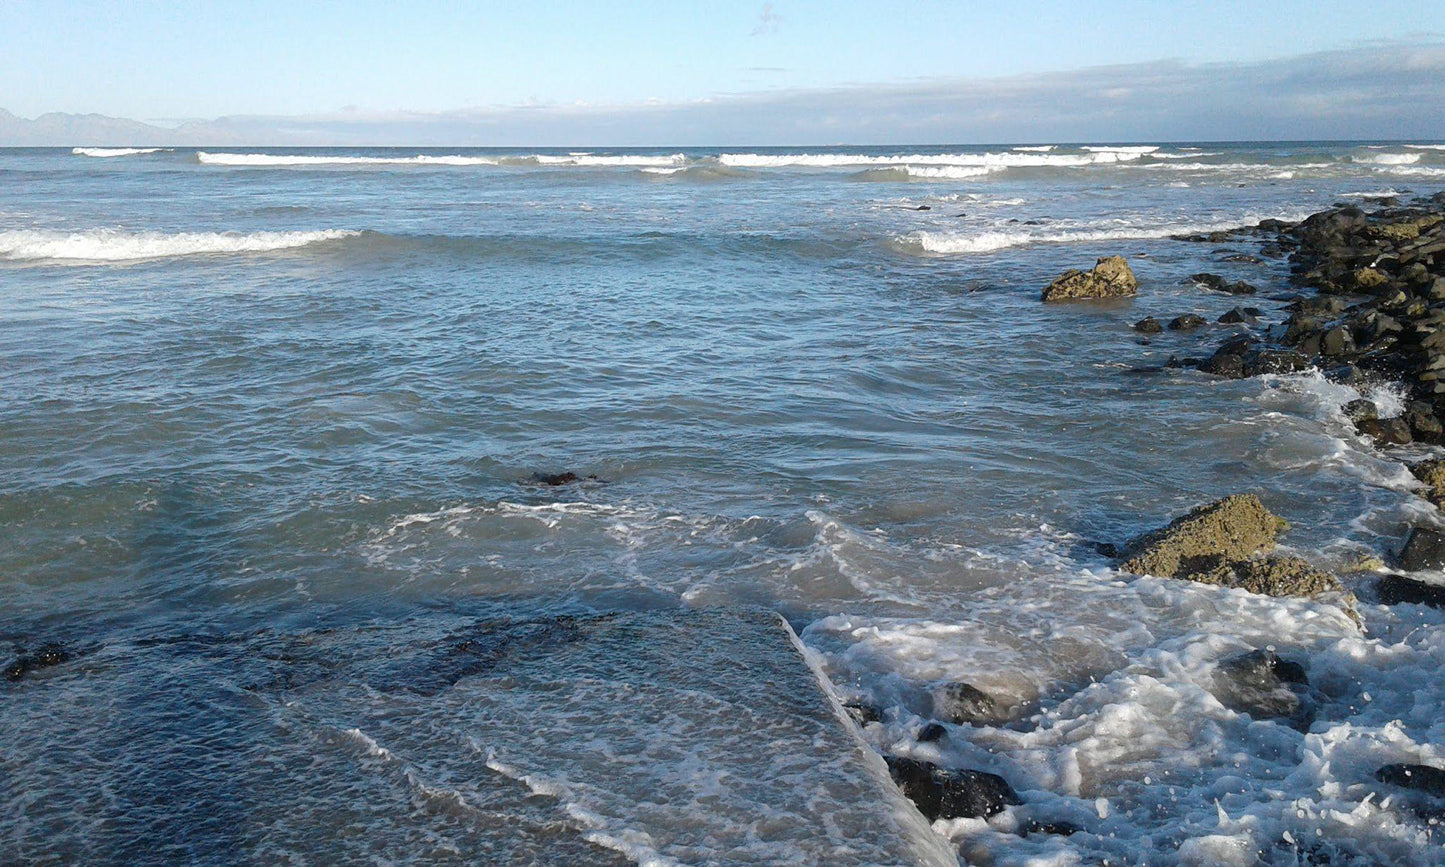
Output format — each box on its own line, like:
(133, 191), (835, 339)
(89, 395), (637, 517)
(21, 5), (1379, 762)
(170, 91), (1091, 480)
(1117, 495), (1346, 599)
(1041, 256), (1137, 302)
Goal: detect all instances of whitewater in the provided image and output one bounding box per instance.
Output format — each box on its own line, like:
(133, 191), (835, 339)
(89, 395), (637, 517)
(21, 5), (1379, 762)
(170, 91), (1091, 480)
(3, 142), (1445, 865)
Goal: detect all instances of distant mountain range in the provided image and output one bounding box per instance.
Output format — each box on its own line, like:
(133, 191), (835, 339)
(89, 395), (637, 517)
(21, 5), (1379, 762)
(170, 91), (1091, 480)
(0, 107), (250, 146)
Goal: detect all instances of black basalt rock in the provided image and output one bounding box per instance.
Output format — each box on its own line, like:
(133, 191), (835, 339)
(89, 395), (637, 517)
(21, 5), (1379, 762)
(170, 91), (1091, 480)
(1133, 317), (1163, 334)
(932, 681), (1005, 725)
(1400, 526), (1445, 571)
(1377, 763), (1445, 798)
(4, 642), (74, 682)
(1169, 313), (1208, 332)
(884, 756), (1021, 821)
(1378, 573), (1445, 608)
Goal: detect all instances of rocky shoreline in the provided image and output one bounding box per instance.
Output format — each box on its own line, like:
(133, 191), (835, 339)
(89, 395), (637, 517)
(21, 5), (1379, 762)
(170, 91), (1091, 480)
(872, 192), (1445, 838)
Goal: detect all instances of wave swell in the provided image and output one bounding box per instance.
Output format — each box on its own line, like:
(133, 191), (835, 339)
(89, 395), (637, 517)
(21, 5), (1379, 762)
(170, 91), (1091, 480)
(0, 228), (357, 262)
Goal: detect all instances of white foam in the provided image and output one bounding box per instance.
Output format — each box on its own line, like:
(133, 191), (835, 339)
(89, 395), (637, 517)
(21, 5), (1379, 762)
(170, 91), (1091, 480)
(529, 153), (686, 167)
(1081, 146), (1160, 154)
(898, 212), (1310, 255)
(1012, 145), (1057, 152)
(1404, 144), (1445, 150)
(1352, 152), (1421, 166)
(718, 151), (1148, 169)
(72, 147), (165, 157)
(862, 165), (997, 180)
(0, 227), (357, 262)
(197, 152), (500, 166)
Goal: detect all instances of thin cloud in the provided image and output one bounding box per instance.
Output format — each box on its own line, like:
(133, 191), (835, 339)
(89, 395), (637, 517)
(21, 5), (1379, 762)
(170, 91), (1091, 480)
(3, 42), (1444, 146)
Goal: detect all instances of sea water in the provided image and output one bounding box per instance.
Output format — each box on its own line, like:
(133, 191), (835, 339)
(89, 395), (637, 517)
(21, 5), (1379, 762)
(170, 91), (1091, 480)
(3, 143), (1445, 864)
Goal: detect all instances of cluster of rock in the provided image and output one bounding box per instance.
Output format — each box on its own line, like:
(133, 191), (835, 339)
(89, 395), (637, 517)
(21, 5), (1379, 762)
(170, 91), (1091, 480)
(1192, 195), (1445, 446)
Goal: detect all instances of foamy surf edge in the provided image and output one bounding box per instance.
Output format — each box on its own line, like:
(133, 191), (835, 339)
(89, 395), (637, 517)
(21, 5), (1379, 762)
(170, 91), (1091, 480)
(72, 147), (167, 157)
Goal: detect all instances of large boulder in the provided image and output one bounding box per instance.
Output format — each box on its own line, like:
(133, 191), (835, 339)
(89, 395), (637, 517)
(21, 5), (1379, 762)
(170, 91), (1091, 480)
(1118, 496), (1346, 599)
(1119, 495), (1287, 579)
(1041, 256), (1138, 302)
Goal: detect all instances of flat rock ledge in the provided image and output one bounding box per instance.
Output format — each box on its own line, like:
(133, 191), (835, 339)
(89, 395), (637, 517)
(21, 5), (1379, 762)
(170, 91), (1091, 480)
(1117, 494), (1347, 600)
(1041, 255), (1138, 302)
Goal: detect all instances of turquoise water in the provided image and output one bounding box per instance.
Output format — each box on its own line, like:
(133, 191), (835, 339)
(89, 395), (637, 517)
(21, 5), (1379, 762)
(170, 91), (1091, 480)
(4, 144), (1445, 864)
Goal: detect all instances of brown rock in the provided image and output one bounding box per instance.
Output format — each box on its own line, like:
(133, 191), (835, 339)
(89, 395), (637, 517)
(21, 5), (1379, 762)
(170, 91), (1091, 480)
(1119, 495), (1288, 579)
(1042, 256), (1138, 302)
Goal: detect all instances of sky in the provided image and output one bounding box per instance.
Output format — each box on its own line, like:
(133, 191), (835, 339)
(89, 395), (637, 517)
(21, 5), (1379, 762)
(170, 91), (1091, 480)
(1, 0), (1443, 144)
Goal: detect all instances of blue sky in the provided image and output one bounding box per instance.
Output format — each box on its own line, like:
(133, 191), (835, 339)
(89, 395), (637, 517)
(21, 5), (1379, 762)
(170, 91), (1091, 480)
(2, 0), (1443, 120)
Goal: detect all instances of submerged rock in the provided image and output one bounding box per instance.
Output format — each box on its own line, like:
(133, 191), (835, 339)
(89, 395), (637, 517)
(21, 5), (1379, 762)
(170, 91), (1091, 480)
(1133, 316), (1163, 334)
(884, 756), (1020, 821)
(1377, 763), (1445, 797)
(916, 722), (947, 743)
(1020, 819), (1081, 837)
(1212, 649), (1314, 728)
(1378, 573), (1445, 608)
(1041, 256), (1138, 302)
(843, 702), (883, 726)
(932, 681), (1006, 726)
(1168, 313), (1208, 332)
(1191, 273), (1258, 295)
(1400, 527), (1445, 571)
(4, 642), (73, 682)
(1188, 555), (1344, 598)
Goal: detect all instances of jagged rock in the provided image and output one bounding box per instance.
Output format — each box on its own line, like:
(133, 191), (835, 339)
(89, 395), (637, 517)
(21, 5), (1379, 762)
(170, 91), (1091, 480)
(1244, 350), (1310, 376)
(932, 682), (1006, 725)
(1119, 495), (1288, 579)
(1188, 555), (1345, 598)
(1356, 417), (1412, 446)
(1212, 649), (1315, 729)
(1321, 326), (1354, 356)
(1410, 459), (1445, 507)
(1218, 307), (1256, 325)
(1042, 256), (1138, 302)
(917, 723), (947, 743)
(1169, 314), (1208, 331)
(1133, 316), (1163, 334)
(1406, 408), (1444, 443)
(1378, 573), (1445, 607)
(884, 756), (1021, 821)
(1400, 527), (1445, 571)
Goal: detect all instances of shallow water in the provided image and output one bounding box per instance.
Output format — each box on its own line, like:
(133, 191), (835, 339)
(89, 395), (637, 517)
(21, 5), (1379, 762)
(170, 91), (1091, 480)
(3, 143), (1445, 864)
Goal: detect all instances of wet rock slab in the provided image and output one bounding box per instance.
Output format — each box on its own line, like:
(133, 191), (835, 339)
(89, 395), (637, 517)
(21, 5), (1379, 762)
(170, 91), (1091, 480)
(0, 608), (955, 866)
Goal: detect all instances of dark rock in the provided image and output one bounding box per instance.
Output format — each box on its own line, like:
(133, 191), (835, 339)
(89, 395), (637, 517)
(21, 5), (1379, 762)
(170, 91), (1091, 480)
(1133, 317), (1163, 334)
(1218, 307), (1256, 325)
(1042, 256), (1138, 302)
(1021, 819), (1081, 837)
(1320, 326), (1354, 357)
(1245, 350), (1311, 376)
(1377, 764), (1445, 798)
(1342, 399), (1378, 425)
(1212, 649), (1315, 729)
(1400, 526), (1445, 571)
(1378, 573), (1445, 607)
(1243, 307), (1264, 317)
(533, 471), (581, 486)
(1407, 409), (1444, 443)
(1222, 254), (1263, 264)
(4, 642), (73, 681)
(1191, 273), (1257, 295)
(884, 756), (1021, 821)
(1356, 417), (1412, 446)
(933, 681), (1005, 725)
(917, 722), (947, 743)
(1410, 459), (1445, 507)
(1169, 314), (1208, 331)
(843, 702), (883, 726)
(1198, 353), (1246, 378)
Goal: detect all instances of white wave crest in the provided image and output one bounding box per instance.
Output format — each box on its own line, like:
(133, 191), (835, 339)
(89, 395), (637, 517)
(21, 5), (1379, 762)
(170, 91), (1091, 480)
(72, 147), (166, 157)
(1352, 152), (1421, 165)
(718, 151), (1146, 169)
(898, 212), (1309, 255)
(860, 165), (997, 180)
(1081, 145), (1160, 154)
(197, 152), (500, 166)
(528, 153), (687, 167)
(1405, 144), (1445, 150)
(0, 228), (358, 262)
(1012, 145), (1057, 152)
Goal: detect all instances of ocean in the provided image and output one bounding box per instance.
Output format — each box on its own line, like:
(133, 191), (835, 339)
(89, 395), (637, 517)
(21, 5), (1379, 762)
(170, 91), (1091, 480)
(4, 143), (1445, 864)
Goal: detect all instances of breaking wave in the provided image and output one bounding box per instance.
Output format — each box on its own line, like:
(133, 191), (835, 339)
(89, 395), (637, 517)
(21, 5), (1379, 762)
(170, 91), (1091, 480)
(0, 227), (358, 262)
(197, 152), (501, 166)
(72, 147), (167, 157)
(896, 212), (1310, 255)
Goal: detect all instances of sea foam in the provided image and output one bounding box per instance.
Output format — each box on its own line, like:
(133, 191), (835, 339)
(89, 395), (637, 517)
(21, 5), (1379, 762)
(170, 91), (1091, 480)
(0, 228), (357, 261)
(197, 152), (501, 166)
(72, 147), (167, 157)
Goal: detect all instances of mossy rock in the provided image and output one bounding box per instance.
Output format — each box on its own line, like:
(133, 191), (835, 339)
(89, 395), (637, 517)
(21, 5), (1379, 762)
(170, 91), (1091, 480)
(1119, 494), (1288, 579)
